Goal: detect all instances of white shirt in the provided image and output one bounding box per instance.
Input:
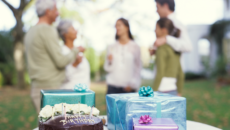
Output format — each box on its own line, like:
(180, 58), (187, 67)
(61, 45), (90, 89)
(158, 77), (177, 92)
(167, 13), (193, 52)
(104, 41), (142, 91)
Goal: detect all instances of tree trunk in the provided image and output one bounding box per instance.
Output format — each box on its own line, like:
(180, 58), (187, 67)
(13, 10), (26, 89)
(14, 42), (25, 89)
(1, 0), (32, 89)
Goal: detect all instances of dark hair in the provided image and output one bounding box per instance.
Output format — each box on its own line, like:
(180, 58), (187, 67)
(115, 18), (134, 40)
(155, 0), (175, 12)
(157, 18), (181, 38)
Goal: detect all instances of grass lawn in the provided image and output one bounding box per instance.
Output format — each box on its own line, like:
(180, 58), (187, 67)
(0, 80), (229, 130)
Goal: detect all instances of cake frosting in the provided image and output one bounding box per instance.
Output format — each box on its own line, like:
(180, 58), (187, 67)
(38, 103), (103, 130)
(39, 115), (103, 130)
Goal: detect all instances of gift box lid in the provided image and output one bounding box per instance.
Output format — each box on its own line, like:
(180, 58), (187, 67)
(133, 118), (179, 130)
(41, 89), (95, 95)
(40, 89), (95, 109)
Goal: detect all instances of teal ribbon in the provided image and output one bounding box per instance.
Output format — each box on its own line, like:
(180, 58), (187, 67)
(138, 86), (154, 97)
(80, 93), (86, 104)
(157, 102), (162, 118)
(74, 83), (89, 92)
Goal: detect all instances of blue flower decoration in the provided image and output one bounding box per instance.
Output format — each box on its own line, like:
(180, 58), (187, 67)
(74, 83), (89, 92)
(138, 86), (154, 97)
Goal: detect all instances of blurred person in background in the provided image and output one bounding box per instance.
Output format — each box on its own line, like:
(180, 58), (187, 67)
(150, 0), (193, 96)
(154, 0), (192, 52)
(57, 20), (90, 88)
(24, 0), (84, 113)
(153, 18), (184, 96)
(104, 18), (142, 94)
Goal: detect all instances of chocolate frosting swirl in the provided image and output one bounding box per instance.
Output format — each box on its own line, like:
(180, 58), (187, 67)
(39, 115), (103, 130)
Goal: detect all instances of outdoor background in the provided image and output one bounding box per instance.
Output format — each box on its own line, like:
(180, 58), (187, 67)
(0, 0), (230, 130)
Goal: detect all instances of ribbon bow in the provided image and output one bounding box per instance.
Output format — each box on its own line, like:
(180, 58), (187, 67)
(139, 115), (153, 124)
(74, 83), (89, 92)
(138, 86), (154, 97)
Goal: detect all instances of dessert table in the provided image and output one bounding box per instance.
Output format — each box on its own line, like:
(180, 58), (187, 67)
(34, 116), (222, 130)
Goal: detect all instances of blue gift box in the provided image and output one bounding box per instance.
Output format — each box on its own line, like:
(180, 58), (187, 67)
(40, 89), (95, 109)
(106, 92), (186, 130)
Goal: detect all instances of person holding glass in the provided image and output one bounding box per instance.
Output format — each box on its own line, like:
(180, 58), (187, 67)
(57, 20), (90, 88)
(104, 18), (142, 94)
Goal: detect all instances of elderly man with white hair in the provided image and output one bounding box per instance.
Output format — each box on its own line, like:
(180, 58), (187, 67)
(24, 0), (84, 113)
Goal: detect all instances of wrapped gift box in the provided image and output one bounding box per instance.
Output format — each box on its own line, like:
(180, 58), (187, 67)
(40, 89), (95, 109)
(133, 118), (178, 130)
(106, 92), (186, 130)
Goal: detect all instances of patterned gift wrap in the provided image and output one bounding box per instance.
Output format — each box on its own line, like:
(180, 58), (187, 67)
(133, 118), (178, 130)
(106, 92), (186, 130)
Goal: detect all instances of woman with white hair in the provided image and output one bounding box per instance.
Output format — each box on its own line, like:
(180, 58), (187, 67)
(57, 20), (90, 88)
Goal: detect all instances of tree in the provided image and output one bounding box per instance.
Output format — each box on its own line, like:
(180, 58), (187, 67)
(1, 0), (33, 89)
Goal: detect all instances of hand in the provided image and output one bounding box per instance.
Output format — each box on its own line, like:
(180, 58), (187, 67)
(124, 86), (132, 92)
(177, 93), (182, 97)
(154, 37), (166, 47)
(108, 54), (113, 62)
(77, 46), (85, 52)
(149, 48), (156, 56)
(73, 54), (83, 67)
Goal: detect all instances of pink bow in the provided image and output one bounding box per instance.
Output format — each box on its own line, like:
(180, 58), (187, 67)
(139, 115), (153, 124)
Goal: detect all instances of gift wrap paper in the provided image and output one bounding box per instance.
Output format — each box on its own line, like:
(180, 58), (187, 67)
(41, 89), (95, 109)
(106, 92), (186, 130)
(133, 118), (179, 130)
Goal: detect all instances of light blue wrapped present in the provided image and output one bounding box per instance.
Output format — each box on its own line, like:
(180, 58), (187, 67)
(106, 92), (186, 130)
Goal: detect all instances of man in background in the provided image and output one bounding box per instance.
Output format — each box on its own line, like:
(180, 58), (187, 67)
(154, 0), (193, 52)
(152, 0), (193, 96)
(24, 0), (84, 113)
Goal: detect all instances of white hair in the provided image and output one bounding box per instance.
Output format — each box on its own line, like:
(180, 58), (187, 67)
(57, 20), (73, 42)
(36, 0), (56, 17)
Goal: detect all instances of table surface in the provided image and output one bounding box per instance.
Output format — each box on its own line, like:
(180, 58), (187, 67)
(34, 116), (221, 130)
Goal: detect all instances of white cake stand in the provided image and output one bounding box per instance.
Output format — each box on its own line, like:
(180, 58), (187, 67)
(34, 116), (222, 130)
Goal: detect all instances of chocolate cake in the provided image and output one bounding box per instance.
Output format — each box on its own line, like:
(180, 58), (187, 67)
(39, 115), (103, 130)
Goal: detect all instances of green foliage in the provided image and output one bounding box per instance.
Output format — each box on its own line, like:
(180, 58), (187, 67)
(59, 5), (84, 24)
(0, 31), (14, 62)
(185, 72), (205, 80)
(200, 56), (212, 77)
(212, 56), (227, 77)
(0, 62), (17, 86)
(210, 20), (230, 55)
(99, 50), (106, 80)
(23, 0), (36, 12)
(200, 55), (227, 78)
(0, 71), (3, 88)
(0, 31), (17, 86)
(84, 47), (100, 79)
(24, 72), (31, 85)
(146, 58), (156, 70)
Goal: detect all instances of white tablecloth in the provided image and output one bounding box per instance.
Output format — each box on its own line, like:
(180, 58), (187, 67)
(34, 116), (221, 130)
